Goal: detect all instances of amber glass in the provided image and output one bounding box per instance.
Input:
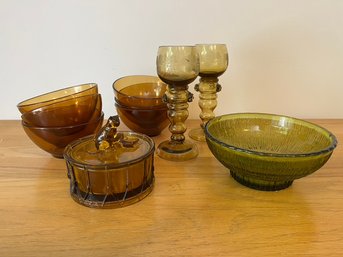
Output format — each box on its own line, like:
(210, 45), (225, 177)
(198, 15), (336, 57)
(189, 44), (228, 141)
(63, 130), (155, 208)
(115, 101), (168, 136)
(156, 46), (200, 161)
(21, 94), (101, 127)
(17, 83), (98, 114)
(22, 112), (104, 158)
(204, 113), (337, 191)
(112, 75), (167, 108)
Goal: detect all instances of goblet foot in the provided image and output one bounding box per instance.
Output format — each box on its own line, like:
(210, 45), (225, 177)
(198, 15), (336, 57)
(157, 140), (198, 161)
(189, 127), (206, 142)
(230, 170), (293, 191)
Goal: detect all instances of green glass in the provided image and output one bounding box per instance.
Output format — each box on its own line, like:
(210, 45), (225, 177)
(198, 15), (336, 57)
(156, 46), (200, 161)
(204, 113), (338, 191)
(189, 44), (228, 142)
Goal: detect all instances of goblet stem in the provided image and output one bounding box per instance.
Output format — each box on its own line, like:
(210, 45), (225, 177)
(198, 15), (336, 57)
(189, 77), (221, 141)
(166, 85), (192, 143)
(157, 84), (198, 161)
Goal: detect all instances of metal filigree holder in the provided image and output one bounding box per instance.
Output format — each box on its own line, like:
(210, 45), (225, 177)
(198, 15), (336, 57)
(156, 84), (198, 161)
(189, 77), (222, 142)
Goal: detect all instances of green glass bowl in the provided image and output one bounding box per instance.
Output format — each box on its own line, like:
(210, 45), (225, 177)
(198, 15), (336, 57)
(204, 113), (338, 191)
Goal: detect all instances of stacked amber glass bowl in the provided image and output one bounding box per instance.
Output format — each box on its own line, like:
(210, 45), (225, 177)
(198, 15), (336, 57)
(17, 83), (103, 158)
(112, 75), (169, 136)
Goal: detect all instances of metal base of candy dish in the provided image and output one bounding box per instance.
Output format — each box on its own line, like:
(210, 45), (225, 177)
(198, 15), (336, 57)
(70, 179), (155, 208)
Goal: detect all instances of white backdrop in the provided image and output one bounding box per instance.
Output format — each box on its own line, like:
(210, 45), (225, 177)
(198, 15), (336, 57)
(1, 0), (343, 120)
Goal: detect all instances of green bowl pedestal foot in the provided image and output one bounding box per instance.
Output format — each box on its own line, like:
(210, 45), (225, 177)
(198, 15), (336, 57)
(230, 170), (293, 191)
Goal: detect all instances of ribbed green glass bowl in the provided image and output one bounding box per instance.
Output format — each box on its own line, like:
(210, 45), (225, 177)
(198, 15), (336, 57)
(204, 113), (338, 191)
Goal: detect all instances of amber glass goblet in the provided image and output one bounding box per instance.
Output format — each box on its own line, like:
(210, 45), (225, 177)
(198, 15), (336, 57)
(156, 46), (200, 161)
(189, 44), (228, 141)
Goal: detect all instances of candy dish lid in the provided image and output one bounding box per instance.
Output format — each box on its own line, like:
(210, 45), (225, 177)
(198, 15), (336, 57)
(63, 116), (155, 169)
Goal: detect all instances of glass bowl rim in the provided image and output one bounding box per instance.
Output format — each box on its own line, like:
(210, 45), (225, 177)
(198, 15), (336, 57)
(112, 75), (167, 102)
(195, 43), (228, 48)
(158, 45), (196, 49)
(17, 83), (98, 109)
(204, 112), (338, 158)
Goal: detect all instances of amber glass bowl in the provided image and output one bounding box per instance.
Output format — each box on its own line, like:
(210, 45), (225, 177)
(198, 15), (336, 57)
(22, 112), (104, 158)
(21, 94), (101, 127)
(115, 101), (168, 136)
(17, 83), (98, 114)
(64, 131), (155, 208)
(204, 113), (338, 191)
(112, 75), (167, 108)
